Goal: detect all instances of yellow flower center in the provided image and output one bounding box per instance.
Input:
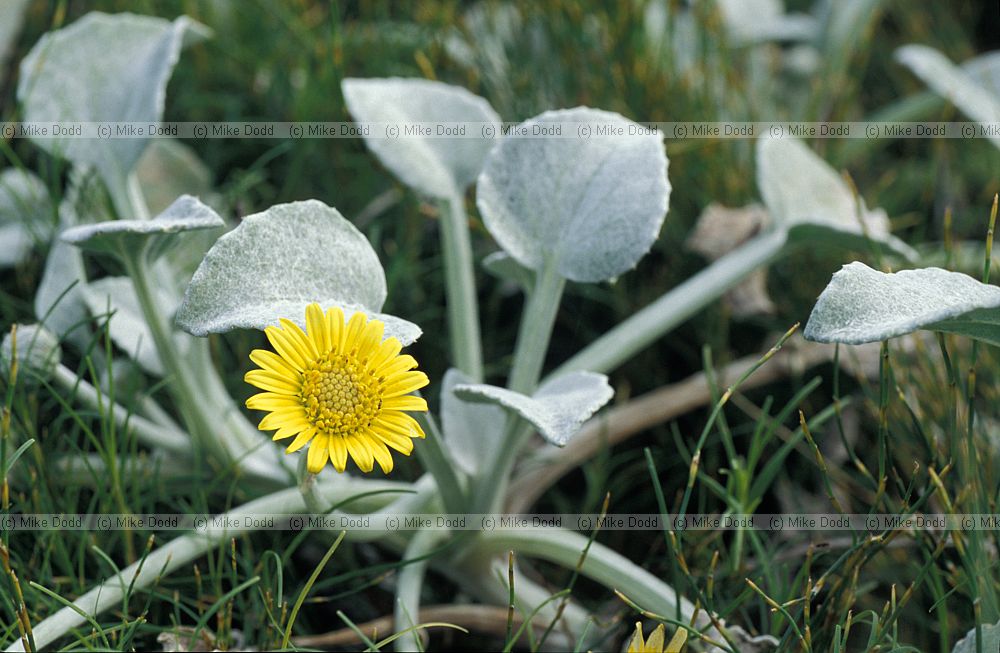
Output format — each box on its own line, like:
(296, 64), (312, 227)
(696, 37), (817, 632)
(299, 350), (382, 435)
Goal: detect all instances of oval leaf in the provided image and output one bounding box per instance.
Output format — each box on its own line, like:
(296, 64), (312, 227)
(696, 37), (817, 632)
(342, 78), (501, 199)
(897, 44), (1000, 150)
(0, 168), (54, 268)
(440, 368), (506, 476)
(756, 137), (915, 258)
(17, 12), (208, 182)
(175, 199), (420, 344)
(804, 262), (1000, 345)
(61, 195), (223, 259)
(477, 107), (670, 283)
(454, 371), (613, 446)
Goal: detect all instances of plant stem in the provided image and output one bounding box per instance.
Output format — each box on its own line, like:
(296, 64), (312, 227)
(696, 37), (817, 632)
(395, 528), (448, 652)
(472, 261), (565, 513)
(472, 529), (727, 643)
(51, 364), (189, 454)
(413, 408), (466, 513)
(554, 229), (789, 377)
(439, 193), (484, 381)
(4, 479), (408, 653)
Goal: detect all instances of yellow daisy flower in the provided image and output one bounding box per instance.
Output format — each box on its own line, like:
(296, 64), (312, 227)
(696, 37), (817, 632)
(245, 303), (429, 474)
(627, 622), (687, 653)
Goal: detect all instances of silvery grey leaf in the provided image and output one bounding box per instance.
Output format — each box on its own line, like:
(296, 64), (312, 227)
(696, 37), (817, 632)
(804, 262), (1000, 346)
(0, 169), (54, 267)
(17, 12), (209, 184)
(454, 371), (613, 446)
(175, 199), (421, 344)
(440, 368), (506, 476)
(61, 195), (223, 259)
(342, 77), (501, 199)
(952, 620), (1000, 653)
(756, 137), (915, 258)
(896, 44), (1000, 149)
(477, 107), (670, 283)
(962, 51), (1000, 98)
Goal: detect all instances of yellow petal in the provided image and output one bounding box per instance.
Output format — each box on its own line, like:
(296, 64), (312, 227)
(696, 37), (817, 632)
(246, 392), (300, 411)
(346, 435), (374, 473)
(278, 318), (318, 360)
(272, 423), (307, 441)
(244, 369), (300, 395)
(307, 433), (330, 473)
(305, 303), (330, 353)
(377, 412), (425, 438)
(325, 306), (345, 353)
(382, 371), (429, 398)
(265, 325), (307, 371)
(382, 395), (428, 412)
(666, 627), (687, 653)
(341, 311), (368, 352)
(368, 337), (402, 370)
(258, 408), (307, 431)
(329, 435), (348, 472)
(647, 624), (665, 652)
(371, 424), (415, 454)
(370, 441), (394, 474)
(285, 427), (317, 453)
(355, 318), (385, 359)
(627, 622), (644, 653)
(249, 349), (298, 377)
(376, 354), (418, 378)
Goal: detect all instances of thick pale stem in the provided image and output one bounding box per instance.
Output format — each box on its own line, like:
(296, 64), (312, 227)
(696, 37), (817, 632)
(52, 364), (189, 454)
(439, 193), (484, 381)
(413, 408), (466, 513)
(473, 261), (565, 513)
(4, 479), (411, 653)
(473, 529), (727, 643)
(394, 528), (448, 651)
(554, 229), (789, 377)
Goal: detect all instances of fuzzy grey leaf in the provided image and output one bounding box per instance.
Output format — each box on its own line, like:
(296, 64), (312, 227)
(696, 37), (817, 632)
(440, 368), (506, 476)
(175, 199), (420, 344)
(804, 262), (1000, 345)
(897, 45), (1000, 149)
(342, 77), (501, 199)
(951, 620), (1000, 653)
(0, 169), (54, 267)
(454, 371), (613, 447)
(477, 107), (670, 283)
(756, 137), (915, 258)
(61, 195), (223, 258)
(17, 12), (208, 182)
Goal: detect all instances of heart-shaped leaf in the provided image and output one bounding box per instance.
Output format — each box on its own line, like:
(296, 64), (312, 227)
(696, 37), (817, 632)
(61, 195), (223, 260)
(756, 137), (915, 258)
(440, 368), (506, 476)
(342, 78), (501, 199)
(17, 12), (209, 184)
(804, 262), (1000, 346)
(454, 371), (613, 446)
(477, 107), (670, 283)
(175, 199), (421, 344)
(896, 45), (1000, 150)
(83, 277), (176, 376)
(0, 169), (54, 268)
